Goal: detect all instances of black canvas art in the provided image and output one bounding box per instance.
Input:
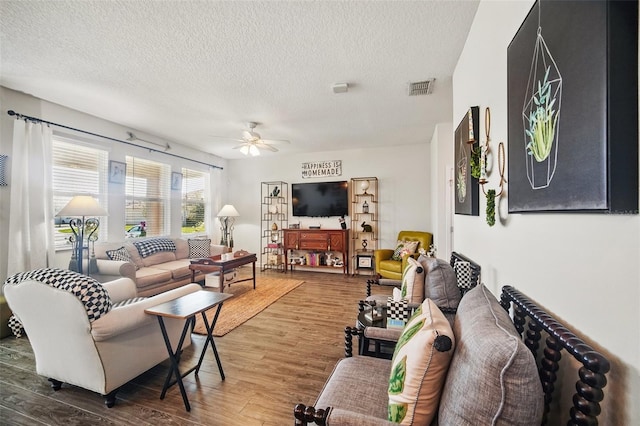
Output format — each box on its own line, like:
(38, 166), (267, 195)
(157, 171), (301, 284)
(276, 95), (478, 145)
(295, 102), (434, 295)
(455, 106), (479, 216)
(507, 0), (638, 213)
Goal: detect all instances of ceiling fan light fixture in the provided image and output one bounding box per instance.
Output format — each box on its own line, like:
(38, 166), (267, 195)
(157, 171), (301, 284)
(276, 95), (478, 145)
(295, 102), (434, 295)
(249, 145), (260, 156)
(240, 145), (249, 155)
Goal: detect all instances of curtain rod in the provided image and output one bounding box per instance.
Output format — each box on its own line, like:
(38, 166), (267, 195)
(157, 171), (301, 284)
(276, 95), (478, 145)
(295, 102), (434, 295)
(6, 110), (223, 170)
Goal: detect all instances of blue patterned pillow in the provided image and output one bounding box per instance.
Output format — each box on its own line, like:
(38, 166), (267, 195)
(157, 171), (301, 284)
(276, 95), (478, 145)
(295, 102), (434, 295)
(4, 268), (112, 322)
(133, 238), (176, 258)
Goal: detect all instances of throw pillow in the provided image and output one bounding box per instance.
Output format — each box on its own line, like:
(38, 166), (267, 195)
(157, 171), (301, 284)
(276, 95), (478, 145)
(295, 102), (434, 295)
(401, 256), (425, 304)
(106, 246), (133, 263)
(417, 255), (461, 312)
(4, 268), (112, 322)
(388, 298), (455, 425)
(133, 238), (177, 258)
(453, 260), (474, 291)
(188, 238), (211, 258)
(438, 285), (544, 424)
(391, 240), (419, 261)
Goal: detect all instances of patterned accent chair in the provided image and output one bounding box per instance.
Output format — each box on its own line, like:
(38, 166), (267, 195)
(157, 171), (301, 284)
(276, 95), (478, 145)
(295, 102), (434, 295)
(374, 231), (433, 280)
(3, 268), (201, 407)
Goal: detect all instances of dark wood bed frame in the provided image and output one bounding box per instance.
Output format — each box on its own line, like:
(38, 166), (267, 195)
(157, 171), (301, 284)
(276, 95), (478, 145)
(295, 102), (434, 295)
(295, 284), (611, 426)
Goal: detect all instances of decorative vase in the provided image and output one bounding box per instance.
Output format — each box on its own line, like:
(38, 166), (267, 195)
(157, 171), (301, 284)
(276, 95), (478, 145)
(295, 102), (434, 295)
(269, 204), (278, 214)
(271, 222), (278, 231)
(360, 180), (370, 194)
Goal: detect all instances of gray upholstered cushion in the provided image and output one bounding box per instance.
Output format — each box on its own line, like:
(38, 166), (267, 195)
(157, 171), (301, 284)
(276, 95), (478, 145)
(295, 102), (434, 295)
(417, 255), (461, 311)
(438, 285), (544, 425)
(316, 356), (391, 421)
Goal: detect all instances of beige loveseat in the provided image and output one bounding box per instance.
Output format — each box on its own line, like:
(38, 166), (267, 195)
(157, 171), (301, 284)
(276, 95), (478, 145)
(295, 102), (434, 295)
(89, 237), (227, 297)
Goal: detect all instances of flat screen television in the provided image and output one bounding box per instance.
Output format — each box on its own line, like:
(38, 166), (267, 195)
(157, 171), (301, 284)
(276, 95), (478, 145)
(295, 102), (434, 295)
(291, 181), (349, 217)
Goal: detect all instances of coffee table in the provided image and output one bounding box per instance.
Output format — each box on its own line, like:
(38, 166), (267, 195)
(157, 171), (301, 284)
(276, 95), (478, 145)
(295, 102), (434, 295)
(145, 290), (233, 412)
(189, 253), (257, 292)
(355, 306), (398, 359)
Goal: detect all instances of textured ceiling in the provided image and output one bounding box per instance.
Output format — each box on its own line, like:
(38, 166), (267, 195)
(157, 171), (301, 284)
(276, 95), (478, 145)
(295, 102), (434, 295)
(0, 0), (479, 159)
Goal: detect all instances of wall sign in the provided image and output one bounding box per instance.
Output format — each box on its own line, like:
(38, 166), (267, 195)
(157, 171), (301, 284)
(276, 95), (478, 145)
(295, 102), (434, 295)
(301, 160), (342, 179)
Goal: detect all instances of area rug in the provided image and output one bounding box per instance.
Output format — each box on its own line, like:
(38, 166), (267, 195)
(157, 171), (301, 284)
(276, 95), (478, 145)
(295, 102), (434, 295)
(192, 276), (304, 336)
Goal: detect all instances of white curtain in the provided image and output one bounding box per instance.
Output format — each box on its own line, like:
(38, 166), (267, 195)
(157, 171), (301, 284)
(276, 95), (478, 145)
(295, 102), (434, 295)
(7, 120), (55, 276)
(209, 167), (223, 244)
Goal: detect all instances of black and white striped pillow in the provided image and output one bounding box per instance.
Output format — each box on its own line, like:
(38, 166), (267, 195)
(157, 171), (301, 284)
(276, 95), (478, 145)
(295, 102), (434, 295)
(188, 238), (211, 258)
(112, 297), (147, 308)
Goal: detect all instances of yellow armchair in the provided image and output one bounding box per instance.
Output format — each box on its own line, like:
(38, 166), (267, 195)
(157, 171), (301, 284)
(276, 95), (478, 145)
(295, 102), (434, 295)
(374, 231), (433, 280)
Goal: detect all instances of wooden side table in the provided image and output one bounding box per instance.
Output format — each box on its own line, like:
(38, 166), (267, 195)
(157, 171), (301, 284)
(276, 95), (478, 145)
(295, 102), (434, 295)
(145, 290), (232, 411)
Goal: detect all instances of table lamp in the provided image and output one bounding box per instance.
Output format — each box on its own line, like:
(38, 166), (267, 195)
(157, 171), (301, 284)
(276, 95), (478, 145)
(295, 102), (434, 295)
(217, 204), (239, 249)
(57, 195), (108, 274)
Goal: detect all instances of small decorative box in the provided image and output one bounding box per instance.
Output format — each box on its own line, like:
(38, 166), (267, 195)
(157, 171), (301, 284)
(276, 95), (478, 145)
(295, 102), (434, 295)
(386, 297), (409, 329)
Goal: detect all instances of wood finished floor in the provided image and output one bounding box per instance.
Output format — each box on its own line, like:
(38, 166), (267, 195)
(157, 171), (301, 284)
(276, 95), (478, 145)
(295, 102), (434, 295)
(0, 270), (393, 426)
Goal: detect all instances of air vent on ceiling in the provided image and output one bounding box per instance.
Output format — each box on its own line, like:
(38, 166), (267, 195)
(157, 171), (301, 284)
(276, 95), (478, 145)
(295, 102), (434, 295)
(408, 78), (435, 96)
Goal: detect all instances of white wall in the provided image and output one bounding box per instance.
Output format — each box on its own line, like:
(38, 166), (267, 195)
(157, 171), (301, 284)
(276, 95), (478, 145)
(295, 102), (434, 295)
(430, 122), (453, 258)
(452, 1), (639, 424)
(224, 144), (432, 259)
(0, 87), (228, 280)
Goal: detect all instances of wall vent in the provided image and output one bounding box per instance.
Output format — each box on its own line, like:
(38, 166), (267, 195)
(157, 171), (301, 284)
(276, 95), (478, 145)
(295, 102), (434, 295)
(408, 78), (435, 96)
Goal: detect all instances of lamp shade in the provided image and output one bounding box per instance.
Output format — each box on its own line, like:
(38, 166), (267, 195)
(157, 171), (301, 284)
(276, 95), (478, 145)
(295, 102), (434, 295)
(57, 195), (108, 217)
(217, 204), (240, 217)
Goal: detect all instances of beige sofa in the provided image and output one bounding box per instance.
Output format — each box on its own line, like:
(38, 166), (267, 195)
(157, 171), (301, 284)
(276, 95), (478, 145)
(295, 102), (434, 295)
(90, 237), (227, 297)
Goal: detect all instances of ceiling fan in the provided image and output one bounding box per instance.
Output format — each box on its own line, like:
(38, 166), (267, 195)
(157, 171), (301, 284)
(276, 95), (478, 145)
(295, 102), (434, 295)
(230, 122), (290, 156)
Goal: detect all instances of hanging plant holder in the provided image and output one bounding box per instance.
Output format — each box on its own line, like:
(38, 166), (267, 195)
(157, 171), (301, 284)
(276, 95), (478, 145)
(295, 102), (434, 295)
(479, 107), (507, 226)
(486, 189), (496, 227)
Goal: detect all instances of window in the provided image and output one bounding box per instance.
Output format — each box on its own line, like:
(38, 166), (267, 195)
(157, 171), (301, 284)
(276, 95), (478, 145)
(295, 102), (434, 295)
(125, 156), (171, 237)
(52, 137), (108, 249)
(181, 168), (208, 235)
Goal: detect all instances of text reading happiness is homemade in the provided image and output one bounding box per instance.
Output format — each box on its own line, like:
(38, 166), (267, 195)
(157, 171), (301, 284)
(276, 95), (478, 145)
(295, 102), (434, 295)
(301, 160), (342, 178)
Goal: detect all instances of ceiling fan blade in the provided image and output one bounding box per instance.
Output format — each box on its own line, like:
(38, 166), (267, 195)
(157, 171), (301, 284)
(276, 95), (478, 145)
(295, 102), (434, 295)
(209, 135), (246, 143)
(257, 143), (278, 152)
(232, 143), (247, 149)
(261, 138), (290, 145)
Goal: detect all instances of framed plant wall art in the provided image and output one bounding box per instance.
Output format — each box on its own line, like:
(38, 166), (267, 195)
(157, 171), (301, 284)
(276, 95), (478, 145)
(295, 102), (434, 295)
(507, 0), (638, 213)
(454, 106), (480, 216)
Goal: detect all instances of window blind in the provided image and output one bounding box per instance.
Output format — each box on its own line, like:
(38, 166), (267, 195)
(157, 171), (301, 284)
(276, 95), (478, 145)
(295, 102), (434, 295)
(52, 137), (108, 249)
(181, 168), (208, 235)
(125, 156), (171, 237)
